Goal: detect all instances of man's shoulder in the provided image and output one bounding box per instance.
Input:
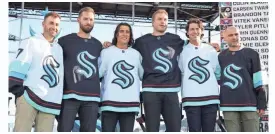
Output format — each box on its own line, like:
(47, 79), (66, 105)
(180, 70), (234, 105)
(58, 33), (76, 45)
(166, 32), (181, 38)
(242, 47), (257, 53)
(218, 48), (229, 57)
(135, 33), (151, 42)
(202, 43), (216, 52)
(59, 33), (76, 40)
(242, 47), (259, 58)
(91, 37), (102, 45)
(101, 45), (114, 55)
(129, 47), (141, 55)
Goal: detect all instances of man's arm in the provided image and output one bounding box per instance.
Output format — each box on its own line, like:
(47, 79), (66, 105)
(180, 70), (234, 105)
(213, 51), (221, 82)
(57, 36), (65, 48)
(9, 38), (33, 98)
(251, 51), (267, 116)
(217, 53), (223, 85)
(137, 52), (144, 80)
(210, 43), (221, 52)
(58, 36), (67, 60)
(102, 41), (113, 49)
(98, 50), (107, 79)
(132, 38), (141, 52)
(178, 52), (184, 76)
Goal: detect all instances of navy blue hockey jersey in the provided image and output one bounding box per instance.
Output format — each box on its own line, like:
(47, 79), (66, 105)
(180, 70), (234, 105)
(132, 32), (184, 92)
(218, 46), (267, 111)
(58, 33), (102, 102)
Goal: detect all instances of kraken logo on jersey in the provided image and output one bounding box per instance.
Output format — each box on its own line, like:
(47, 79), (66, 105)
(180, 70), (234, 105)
(112, 60), (135, 89)
(41, 55), (60, 88)
(152, 47), (174, 73)
(223, 64), (243, 90)
(73, 51), (97, 83)
(188, 56), (210, 84)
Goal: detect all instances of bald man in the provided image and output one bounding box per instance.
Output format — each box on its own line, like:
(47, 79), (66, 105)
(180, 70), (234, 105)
(218, 26), (267, 132)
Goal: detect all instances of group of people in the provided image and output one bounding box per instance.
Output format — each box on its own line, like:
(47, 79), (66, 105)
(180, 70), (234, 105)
(8, 6), (267, 132)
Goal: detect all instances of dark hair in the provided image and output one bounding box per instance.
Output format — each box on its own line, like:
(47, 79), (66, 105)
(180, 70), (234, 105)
(112, 23), (134, 47)
(44, 12), (61, 21)
(79, 7), (95, 17)
(185, 18), (204, 39)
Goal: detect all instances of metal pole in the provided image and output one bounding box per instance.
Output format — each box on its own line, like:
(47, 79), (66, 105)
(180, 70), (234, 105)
(19, 2), (24, 45)
(208, 23), (211, 43)
(174, 2), (177, 34)
(19, 16), (181, 28)
(69, 2), (72, 33)
(132, 2), (135, 26)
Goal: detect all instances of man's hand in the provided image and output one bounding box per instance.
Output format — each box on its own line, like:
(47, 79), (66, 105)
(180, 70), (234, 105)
(210, 43), (221, 52)
(257, 109), (265, 117)
(103, 41), (112, 48)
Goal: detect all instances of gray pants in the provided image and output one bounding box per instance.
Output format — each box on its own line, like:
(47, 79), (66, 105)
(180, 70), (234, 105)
(223, 111), (259, 132)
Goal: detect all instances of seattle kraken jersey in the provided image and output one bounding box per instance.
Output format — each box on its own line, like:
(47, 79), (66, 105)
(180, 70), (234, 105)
(9, 34), (64, 115)
(58, 33), (102, 102)
(178, 42), (220, 107)
(218, 46), (267, 111)
(99, 46), (143, 113)
(132, 32), (184, 92)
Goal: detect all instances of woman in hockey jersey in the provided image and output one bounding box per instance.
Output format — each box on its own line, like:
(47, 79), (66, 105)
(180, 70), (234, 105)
(178, 18), (220, 132)
(99, 23), (144, 132)
(8, 12), (64, 132)
(218, 26), (267, 132)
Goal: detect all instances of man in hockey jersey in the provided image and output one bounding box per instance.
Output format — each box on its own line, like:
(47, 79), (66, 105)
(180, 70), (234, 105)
(99, 23), (144, 132)
(9, 12), (64, 132)
(57, 7), (102, 132)
(218, 26), (267, 132)
(178, 18), (220, 132)
(132, 9), (184, 132)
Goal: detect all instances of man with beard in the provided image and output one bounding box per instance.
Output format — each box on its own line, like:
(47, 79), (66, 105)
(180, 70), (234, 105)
(218, 26), (267, 132)
(9, 12), (64, 132)
(57, 7), (102, 132)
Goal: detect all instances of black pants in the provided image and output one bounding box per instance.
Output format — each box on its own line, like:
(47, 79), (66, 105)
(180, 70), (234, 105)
(57, 99), (99, 132)
(185, 104), (218, 132)
(143, 92), (181, 132)
(101, 111), (135, 132)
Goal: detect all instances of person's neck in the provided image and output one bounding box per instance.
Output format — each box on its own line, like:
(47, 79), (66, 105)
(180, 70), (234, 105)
(77, 30), (91, 39)
(229, 44), (241, 51)
(152, 30), (165, 36)
(42, 33), (54, 43)
(189, 39), (200, 46)
(116, 42), (128, 49)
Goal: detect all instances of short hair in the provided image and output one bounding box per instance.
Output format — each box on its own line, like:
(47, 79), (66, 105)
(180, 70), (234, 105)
(44, 12), (61, 21)
(112, 23), (134, 47)
(79, 7), (95, 17)
(224, 26), (238, 33)
(152, 9), (168, 22)
(185, 18), (204, 39)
